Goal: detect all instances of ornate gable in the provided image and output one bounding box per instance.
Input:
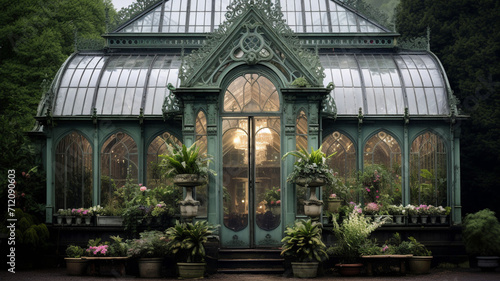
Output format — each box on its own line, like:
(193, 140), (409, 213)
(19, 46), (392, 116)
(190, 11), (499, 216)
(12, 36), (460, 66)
(179, 0), (325, 87)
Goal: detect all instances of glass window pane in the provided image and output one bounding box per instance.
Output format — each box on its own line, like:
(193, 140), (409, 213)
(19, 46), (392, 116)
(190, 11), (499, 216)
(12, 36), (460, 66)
(55, 132), (93, 211)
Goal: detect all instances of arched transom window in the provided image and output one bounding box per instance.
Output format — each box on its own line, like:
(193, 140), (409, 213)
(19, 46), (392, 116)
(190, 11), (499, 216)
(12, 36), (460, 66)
(223, 74), (280, 113)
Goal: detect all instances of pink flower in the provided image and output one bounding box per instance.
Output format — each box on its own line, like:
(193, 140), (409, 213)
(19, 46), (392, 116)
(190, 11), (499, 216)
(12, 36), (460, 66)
(366, 188), (371, 192)
(276, 200), (281, 205)
(381, 245), (389, 252)
(140, 186), (147, 192)
(277, 189), (281, 192)
(376, 190), (379, 193)
(22, 172), (26, 177)
(330, 193), (337, 198)
(139, 183), (142, 186)
(376, 196), (380, 199)
(21, 193), (25, 197)
(271, 201), (275, 205)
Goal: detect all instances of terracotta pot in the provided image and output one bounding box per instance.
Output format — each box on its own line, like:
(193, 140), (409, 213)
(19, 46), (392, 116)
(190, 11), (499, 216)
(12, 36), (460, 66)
(336, 263), (364, 276)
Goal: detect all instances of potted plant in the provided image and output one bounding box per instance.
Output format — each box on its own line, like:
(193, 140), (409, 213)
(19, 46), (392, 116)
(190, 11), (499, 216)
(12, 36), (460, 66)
(263, 186), (281, 215)
(407, 237), (433, 274)
(83, 237), (129, 276)
(331, 210), (387, 276)
(462, 209), (500, 271)
(282, 146), (336, 218)
(405, 204), (418, 224)
(128, 230), (169, 278)
(58, 209), (73, 225)
(326, 193), (342, 213)
(280, 219), (328, 278)
(416, 204), (431, 224)
(65, 245), (87, 275)
(387, 205), (406, 224)
(440, 206), (451, 224)
(165, 220), (216, 279)
(162, 142), (216, 219)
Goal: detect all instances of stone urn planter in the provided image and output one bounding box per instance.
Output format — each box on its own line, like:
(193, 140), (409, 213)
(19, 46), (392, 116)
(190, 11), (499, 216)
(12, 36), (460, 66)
(296, 177), (325, 220)
(291, 262), (319, 278)
(174, 174), (207, 220)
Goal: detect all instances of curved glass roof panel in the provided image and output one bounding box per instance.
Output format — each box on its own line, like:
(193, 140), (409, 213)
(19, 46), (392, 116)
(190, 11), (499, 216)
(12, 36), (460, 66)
(51, 52), (448, 117)
(116, 0), (388, 34)
(55, 55), (107, 116)
(322, 53), (449, 116)
(144, 55), (182, 115)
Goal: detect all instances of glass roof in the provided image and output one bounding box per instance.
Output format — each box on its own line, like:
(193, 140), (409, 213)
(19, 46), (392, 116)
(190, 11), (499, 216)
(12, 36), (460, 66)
(50, 52), (449, 117)
(116, 0), (387, 34)
(54, 54), (181, 116)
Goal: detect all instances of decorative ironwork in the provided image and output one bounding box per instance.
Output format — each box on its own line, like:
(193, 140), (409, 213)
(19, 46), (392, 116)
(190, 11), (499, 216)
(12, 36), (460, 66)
(227, 235), (246, 247)
(398, 36), (428, 51)
(76, 38), (106, 51)
(322, 84), (337, 120)
(162, 83), (181, 120)
(257, 234), (280, 246)
(179, 0), (325, 87)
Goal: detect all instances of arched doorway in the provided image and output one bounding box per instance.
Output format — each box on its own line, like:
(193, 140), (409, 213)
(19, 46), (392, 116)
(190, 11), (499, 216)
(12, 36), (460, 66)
(221, 73), (282, 248)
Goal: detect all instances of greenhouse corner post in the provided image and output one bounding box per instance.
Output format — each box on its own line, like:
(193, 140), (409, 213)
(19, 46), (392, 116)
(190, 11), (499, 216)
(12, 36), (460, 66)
(46, 133), (53, 223)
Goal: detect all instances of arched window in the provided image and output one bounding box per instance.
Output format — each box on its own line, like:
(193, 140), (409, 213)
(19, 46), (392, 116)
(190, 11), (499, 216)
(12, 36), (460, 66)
(55, 131), (92, 210)
(322, 131), (356, 201)
(147, 132), (181, 187)
(410, 132), (447, 206)
(101, 132), (138, 205)
(296, 110), (307, 215)
(195, 111), (208, 217)
(364, 131), (402, 204)
(223, 74), (280, 113)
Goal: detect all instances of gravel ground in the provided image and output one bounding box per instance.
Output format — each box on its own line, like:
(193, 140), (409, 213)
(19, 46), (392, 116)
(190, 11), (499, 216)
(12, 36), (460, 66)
(1, 267), (499, 281)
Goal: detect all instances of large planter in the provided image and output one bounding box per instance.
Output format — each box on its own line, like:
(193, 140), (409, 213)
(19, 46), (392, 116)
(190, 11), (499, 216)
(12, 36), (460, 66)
(336, 263), (364, 276)
(291, 262), (319, 278)
(304, 200), (323, 218)
(65, 258), (88, 276)
(177, 262), (206, 279)
(138, 257), (163, 278)
(295, 177), (326, 188)
(409, 256), (433, 274)
(95, 216), (124, 226)
(477, 256), (500, 272)
(326, 198), (341, 213)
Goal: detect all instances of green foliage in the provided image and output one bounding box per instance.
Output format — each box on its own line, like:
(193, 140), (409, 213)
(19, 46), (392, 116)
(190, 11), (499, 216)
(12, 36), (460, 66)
(331, 211), (387, 263)
(262, 186), (280, 205)
(462, 209), (500, 256)
(282, 146), (336, 186)
(291, 77), (311, 87)
(66, 245), (85, 258)
(280, 219), (328, 262)
(407, 237), (432, 256)
(161, 142), (216, 178)
(128, 230), (169, 258)
(165, 220), (216, 263)
(108, 236), (129, 257)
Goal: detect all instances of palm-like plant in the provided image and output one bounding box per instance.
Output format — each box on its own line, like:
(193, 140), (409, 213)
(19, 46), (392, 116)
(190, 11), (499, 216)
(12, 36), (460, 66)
(161, 142), (216, 178)
(165, 220), (216, 263)
(282, 146), (336, 186)
(280, 219), (328, 262)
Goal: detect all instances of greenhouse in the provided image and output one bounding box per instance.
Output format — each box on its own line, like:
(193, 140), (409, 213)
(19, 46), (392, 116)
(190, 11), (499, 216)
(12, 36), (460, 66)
(35, 0), (464, 253)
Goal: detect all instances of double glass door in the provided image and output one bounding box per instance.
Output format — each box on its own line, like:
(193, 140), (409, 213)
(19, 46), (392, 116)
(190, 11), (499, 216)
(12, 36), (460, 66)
(221, 116), (281, 248)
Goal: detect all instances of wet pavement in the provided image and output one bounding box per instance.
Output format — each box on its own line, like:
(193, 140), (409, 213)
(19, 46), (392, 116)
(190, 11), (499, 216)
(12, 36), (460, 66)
(1, 267), (499, 281)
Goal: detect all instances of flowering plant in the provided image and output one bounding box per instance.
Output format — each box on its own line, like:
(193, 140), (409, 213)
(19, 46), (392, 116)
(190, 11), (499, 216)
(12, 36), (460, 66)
(416, 204), (431, 215)
(263, 186), (281, 205)
(86, 245), (109, 256)
(339, 202), (362, 216)
(282, 146), (336, 187)
(71, 208), (91, 217)
(359, 164), (390, 203)
(363, 202), (381, 215)
(405, 204), (418, 216)
(90, 205), (105, 216)
(428, 205), (447, 216)
(387, 204), (405, 215)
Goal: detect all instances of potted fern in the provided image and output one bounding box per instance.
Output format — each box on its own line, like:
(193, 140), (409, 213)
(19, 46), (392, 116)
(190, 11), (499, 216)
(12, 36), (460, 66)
(462, 209), (500, 271)
(282, 146), (335, 217)
(162, 142), (215, 219)
(280, 219), (328, 278)
(165, 220), (216, 279)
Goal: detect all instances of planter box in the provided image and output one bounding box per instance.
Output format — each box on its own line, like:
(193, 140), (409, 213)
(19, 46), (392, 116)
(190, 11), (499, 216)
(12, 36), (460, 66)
(83, 257), (128, 276)
(95, 216), (123, 226)
(362, 254), (413, 276)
